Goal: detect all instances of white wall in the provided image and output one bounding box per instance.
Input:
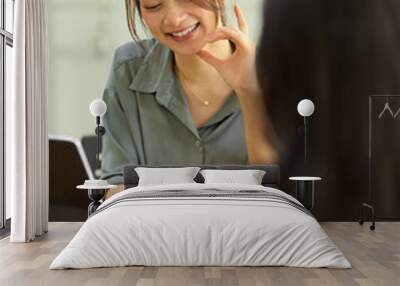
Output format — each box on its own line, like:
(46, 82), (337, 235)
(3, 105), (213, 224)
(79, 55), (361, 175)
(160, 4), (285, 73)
(235, 0), (264, 42)
(47, 0), (264, 139)
(48, 0), (130, 139)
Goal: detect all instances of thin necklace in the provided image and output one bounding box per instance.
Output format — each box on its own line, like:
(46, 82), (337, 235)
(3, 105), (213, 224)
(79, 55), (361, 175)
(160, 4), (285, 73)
(176, 69), (211, 107)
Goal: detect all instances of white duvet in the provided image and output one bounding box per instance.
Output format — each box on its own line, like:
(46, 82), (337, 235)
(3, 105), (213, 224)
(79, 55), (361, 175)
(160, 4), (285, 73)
(50, 183), (351, 269)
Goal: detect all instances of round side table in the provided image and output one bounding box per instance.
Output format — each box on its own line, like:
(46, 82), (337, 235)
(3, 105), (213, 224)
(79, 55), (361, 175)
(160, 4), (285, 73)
(289, 177), (322, 210)
(77, 184), (116, 216)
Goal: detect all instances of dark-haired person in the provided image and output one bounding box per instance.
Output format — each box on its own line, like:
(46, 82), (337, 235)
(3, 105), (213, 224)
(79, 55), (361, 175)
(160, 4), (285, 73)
(255, 0), (388, 220)
(101, 0), (278, 198)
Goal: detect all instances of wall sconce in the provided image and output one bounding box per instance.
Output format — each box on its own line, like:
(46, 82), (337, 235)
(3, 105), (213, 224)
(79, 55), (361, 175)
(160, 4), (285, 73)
(89, 99), (107, 170)
(297, 99), (315, 163)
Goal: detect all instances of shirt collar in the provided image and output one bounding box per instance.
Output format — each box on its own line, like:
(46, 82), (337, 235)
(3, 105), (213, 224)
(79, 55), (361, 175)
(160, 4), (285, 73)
(129, 41), (173, 94)
(128, 40), (241, 137)
(201, 92), (241, 128)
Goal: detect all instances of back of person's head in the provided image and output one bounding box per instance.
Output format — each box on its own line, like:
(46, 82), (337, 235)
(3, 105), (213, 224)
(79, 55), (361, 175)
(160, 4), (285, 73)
(256, 0), (400, 219)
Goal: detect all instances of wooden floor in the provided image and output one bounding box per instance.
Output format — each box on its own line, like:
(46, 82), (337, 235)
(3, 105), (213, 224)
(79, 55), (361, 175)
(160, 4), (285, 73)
(0, 222), (399, 286)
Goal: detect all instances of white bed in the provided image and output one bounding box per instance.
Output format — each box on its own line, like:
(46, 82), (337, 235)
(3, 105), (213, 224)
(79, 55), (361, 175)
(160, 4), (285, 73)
(50, 183), (351, 269)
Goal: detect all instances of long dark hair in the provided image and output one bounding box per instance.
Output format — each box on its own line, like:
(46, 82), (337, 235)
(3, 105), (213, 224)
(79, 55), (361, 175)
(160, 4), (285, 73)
(257, 0), (372, 219)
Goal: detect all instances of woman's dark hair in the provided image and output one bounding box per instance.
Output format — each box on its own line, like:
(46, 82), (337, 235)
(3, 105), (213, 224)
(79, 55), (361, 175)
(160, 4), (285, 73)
(256, 0), (400, 221)
(125, 0), (227, 42)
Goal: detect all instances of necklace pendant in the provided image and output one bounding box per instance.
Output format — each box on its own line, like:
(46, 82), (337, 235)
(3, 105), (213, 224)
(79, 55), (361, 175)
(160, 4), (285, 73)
(204, 101), (209, 106)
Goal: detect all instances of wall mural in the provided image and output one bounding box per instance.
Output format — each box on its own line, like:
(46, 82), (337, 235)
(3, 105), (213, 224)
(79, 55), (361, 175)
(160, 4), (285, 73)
(48, 0), (400, 222)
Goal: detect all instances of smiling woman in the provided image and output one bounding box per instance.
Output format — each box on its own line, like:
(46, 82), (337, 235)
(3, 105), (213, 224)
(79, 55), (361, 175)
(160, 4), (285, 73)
(101, 0), (279, 195)
(126, 0), (227, 44)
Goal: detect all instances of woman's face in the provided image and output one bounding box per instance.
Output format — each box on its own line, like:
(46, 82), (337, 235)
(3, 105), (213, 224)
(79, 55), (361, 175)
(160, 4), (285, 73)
(139, 0), (220, 55)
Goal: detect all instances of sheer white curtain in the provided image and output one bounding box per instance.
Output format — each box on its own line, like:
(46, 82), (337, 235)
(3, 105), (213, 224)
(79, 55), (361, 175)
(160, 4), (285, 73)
(6, 0), (49, 242)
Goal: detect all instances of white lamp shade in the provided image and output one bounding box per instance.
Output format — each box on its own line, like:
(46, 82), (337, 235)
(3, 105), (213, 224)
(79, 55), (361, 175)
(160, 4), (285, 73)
(297, 99), (315, 117)
(89, 99), (107, 117)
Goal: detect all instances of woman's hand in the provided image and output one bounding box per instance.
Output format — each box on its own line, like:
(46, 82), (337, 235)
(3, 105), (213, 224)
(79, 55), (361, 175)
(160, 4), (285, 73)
(196, 4), (260, 95)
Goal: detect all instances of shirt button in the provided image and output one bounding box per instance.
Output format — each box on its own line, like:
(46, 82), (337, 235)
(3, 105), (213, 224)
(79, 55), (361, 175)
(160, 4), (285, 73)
(195, 140), (203, 150)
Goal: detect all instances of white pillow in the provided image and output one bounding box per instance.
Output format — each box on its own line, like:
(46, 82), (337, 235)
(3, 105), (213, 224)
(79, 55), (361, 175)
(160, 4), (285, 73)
(200, 169), (266, 185)
(135, 167), (201, 186)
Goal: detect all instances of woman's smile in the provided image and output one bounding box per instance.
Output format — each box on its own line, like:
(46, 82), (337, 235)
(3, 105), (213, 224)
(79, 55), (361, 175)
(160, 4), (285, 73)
(167, 22), (200, 42)
(139, 0), (221, 54)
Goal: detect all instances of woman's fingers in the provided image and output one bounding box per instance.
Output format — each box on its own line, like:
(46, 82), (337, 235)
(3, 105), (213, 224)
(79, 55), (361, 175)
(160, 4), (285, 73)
(206, 26), (248, 51)
(196, 49), (226, 70)
(197, 30), (232, 69)
(234, 4), (248, 34)
(204, 29), (228, 44)
(196, 7), (252, 72)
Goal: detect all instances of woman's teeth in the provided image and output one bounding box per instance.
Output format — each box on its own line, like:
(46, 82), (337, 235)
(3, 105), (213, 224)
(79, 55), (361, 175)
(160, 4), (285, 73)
(171, 24), (198, 37)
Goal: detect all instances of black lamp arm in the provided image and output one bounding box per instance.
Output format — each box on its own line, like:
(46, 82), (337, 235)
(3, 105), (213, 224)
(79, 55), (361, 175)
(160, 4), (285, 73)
(304, 116), (308, 163)
(95, 116), (106, 170)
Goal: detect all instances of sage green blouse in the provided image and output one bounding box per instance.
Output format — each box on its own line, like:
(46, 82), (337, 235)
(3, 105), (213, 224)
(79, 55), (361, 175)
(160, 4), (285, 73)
(101, 39), (248, 184)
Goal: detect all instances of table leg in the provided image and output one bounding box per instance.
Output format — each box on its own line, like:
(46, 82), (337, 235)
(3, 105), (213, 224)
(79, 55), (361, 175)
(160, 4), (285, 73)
(296, 181), (315, 210)
(87, 189), (106, 216)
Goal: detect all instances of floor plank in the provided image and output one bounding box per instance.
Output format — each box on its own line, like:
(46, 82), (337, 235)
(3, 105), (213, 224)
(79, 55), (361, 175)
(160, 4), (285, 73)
(0, 222), (399, 286)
